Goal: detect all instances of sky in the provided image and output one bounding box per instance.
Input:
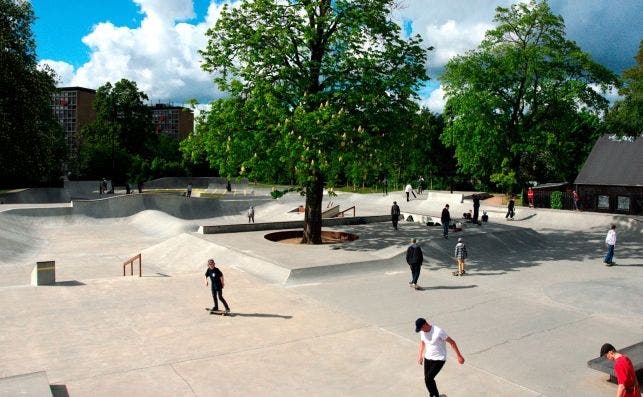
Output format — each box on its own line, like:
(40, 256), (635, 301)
(32, 0), (642, 113)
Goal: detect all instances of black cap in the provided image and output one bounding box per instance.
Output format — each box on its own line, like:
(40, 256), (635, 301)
(600, 343), (615, 357)
(415, 318), (427, 332)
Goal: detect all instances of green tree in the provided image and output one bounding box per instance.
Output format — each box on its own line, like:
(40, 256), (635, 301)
(195, 0), (430, 243)
(440, 0), (618, 190)
(79, 79), (154, 183)
(606, 40), (642, 137)
(0, 0), (66, 186)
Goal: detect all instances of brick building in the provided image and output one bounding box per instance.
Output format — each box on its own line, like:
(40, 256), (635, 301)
(51, 87), (96, 163)
(151, 104), (194, 140)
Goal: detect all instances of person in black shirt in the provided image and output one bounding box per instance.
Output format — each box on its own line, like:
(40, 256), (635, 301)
(205, 259), (230, 313)
(391, 201), (401, 230)
(441, 204), (451, 239)
(406, 238), (424, 289)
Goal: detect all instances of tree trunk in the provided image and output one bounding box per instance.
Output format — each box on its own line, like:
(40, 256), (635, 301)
(302, 176), (324, 244)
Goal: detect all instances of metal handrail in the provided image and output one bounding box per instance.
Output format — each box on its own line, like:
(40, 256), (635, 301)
(123, 253), (142, 277)
(336, 206), (356, 218)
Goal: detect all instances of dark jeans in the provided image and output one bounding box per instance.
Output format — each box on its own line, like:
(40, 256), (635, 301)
(442, 222), (449, 237)
(392, 215), (399, 230)
(604, 244), (615, 263)
(410, 263), (421, 284)
(211, 287), (229, 310)
(506, 208), (514, 219)
(473, 206), (479, 223)
(424, 359), (445, 397)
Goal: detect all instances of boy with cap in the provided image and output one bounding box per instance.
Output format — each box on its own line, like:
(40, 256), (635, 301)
(599, 343), (640, 397)
(205, 259), (230, 313)
(415, 318), (465, 397)
(454, 237), (468, 276)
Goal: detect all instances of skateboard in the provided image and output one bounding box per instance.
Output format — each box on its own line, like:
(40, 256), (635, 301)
(452, 271), (466, 276)
(205, 308), (230, 316)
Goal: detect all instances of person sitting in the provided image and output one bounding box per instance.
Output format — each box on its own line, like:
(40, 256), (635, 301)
(481, 210), (489, 222)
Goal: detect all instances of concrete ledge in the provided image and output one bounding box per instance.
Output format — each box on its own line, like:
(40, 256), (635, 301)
(199, 215), (390, 234)
(31, 261), (56, 286)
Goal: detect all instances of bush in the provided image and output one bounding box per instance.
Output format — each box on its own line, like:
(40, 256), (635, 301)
(550, 191), (563, 209)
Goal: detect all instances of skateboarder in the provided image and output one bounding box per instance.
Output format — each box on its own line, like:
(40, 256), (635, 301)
(186, 183), (192, 198)
(415, 318), (465, 397)
(205, 259), (230, 313)
(599, 343), (640, 397)
(406, 238), (423, 289)
(453, 238), (468, 276)
(405, 183), (414, 201)
(440, 204), (450, 239)
(603, 224), (617, 266)
(391, 201), (401, 230)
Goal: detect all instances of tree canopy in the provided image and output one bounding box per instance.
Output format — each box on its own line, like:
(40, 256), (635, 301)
(0, 0), (65, 186)
(191, 0), (431, 243)
(606, 40), (643, 137)
(440, 0), (618, 190)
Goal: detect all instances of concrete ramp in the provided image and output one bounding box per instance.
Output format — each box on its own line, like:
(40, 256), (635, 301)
(0, 188), (70, 204)
(141, 233), (291, 284)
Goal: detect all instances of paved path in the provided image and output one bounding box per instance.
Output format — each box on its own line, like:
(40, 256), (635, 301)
(0, 193), (641, 396)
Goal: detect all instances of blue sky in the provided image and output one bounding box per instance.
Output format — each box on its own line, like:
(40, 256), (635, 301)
(32, 0), (642, 112)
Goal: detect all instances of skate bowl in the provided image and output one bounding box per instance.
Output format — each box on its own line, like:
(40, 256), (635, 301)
(264, 230), (359, 244)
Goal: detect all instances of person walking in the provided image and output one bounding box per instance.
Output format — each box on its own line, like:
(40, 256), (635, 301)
(405, 183), (413, 202)
(415, 318), (465, 397)
(186, 183), (192, 198)
(603, 224), (617, 266)
(440, 204), (450, 239)
(453, 237), (468, 276)
(599, 343), (640, 397)
(205, 259), (230, 313)
(382, 177), (388, 196)
(418, 176), (426, 195)
(391, 201), (401, 230)
(406, 238), (424, 289)
(505, 195), (515, 220)
(247, 206), (255, 223)
(527, 187), (535, 208)
(472, 194), (480, 224)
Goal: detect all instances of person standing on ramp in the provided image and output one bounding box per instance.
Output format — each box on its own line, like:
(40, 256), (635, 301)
(391, 201), (401, 230)
(205, 259), (230, 313)
(406, 238), (424, 289)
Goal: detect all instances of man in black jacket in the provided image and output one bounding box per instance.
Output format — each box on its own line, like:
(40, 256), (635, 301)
(391, 201), (401, 230)
(441, 204), (451, 239)
(406, 238), (424, 289)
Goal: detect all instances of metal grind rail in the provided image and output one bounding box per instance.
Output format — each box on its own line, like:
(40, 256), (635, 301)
(336, 206), (356, 218)
(123, 253), (142, 277)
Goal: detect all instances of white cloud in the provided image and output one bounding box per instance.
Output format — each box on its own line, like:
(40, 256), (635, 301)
(38, 60), (75, 85)
(40, 0), (231, 104)
(421, 85), (447, 114)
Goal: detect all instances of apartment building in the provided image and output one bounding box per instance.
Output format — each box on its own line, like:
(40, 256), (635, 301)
(151, 104), (194, 140)
(51, 86), (96, 161)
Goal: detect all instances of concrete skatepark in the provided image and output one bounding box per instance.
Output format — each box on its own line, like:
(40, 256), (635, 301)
(0, 185), (641, 396)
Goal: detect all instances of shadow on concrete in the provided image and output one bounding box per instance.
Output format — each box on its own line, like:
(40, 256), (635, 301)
(228, 312), (293, 319)
(54, 280), (85, 286)
(50, 384), (70, 397)
(142, 273), (171, 277)
(331, 222), (643, 275)
(418, 285), (477, 291)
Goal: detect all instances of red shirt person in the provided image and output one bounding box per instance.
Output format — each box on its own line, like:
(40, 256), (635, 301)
(600, 343), (641, 397)
(527, 187), (534, 207)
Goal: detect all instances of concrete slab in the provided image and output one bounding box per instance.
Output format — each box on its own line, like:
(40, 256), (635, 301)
(0, 371), (52, 397)
(0, 192), (641, 396)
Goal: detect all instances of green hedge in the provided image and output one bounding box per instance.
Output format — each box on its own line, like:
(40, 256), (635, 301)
(550, 191), (563, 209)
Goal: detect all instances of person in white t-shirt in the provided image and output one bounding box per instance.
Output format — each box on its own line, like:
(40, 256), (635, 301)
(603, 224), (617, 266)
(415, 318), (465, 397)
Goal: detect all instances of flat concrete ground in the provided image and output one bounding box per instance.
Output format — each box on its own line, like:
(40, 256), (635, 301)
(0, 193), (641, 396)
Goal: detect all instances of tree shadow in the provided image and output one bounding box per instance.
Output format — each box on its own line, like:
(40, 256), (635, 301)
(327, 220), (642, 275)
